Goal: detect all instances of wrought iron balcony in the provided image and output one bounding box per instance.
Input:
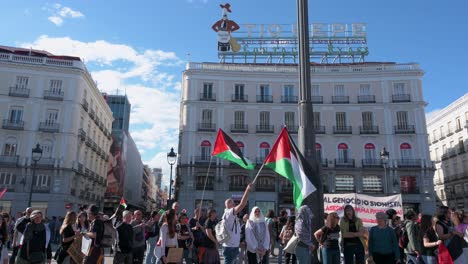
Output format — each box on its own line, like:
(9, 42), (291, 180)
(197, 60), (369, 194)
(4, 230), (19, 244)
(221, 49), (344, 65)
(82, 99), (89, 111)
(335, 159), (355, 168)
(397, 159), (421, 168)
(37, 158), (55, 168)
(256, 184), (275, 192)
(199, 93), (216, 101)
(362, 159), (383, 168)
(332, 96), (349, 104)
(231, 94), (248, 102)
(32, 186), (50, 193)
(196, 183), (214, 190)
(358, 95), (376, 103)
(9, 87), (30, 97)
(198, 122), (216, 132)
(286, 125), (298, 134)
(333, 126), (352, 134)
(194, 156), (211, 164)
(311, 96), (323, 104)
(321, 158), (328, 167)
(85, 137), (92, 147)
(281, 96), (298, 103)
(394, 125), (415, 134)
(314, 126), (326, 134)
(0, 155), (18, 167)
(256, 125), (274, 133)
(392, 94), (411, 102)
(43, 90), (64, 101)
(89, 109), (95, 120)
(39, 122), (59, 133)
(256, 95), (273, 103)
(230, 124), (248, 133)
(2, 119), (24, 130)
(78, 129), (86, 141)
(359, 126), (379, 134)
(229, 184), (247, 191)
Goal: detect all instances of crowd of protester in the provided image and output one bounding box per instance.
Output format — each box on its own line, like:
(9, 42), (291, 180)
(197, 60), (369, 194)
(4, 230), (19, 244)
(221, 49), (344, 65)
(0, 193), (467, 264)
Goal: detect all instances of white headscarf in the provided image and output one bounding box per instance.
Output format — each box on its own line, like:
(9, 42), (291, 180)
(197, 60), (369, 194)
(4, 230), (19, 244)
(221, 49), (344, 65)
(249, 206), (265, 223)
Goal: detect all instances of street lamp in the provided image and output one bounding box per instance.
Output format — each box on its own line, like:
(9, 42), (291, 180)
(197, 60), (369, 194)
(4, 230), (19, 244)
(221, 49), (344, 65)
(29, 144), (43, 207)
(380, 148), (390, 193)
(166, 147), (177, 209)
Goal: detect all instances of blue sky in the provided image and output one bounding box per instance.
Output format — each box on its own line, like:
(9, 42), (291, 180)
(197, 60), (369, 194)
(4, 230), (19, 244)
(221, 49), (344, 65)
(1, 0), (467, 185)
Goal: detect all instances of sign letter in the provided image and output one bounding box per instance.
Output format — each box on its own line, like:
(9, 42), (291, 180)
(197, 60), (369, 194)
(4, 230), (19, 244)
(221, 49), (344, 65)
(332, 23), (346, 37)
(244, 24), (256, 38)
(312, 23), (327, 37)
(352, 23), (366, 37)
(268, 24), (282, 38)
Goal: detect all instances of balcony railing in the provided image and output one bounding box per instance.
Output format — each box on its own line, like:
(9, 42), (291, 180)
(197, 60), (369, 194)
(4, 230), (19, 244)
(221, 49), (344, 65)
(280, 185), (293, 193)
(39, 122), (60, 133)
(43, 90), (64, 101)
(358, 95), (376, 103)
(32, 186), (50, 193)
(394, 125), (415, 134)
(194, 156), (211, 164)
(311, 96), (323, 104)
(9, 87), (30, 97)
(286, 125), (298, 134)
(200, 93), (216, 101)
(332, 96), (349, 104)
(231, 124), (248, 133)
(392, 94), (411, 102)
(2, 119), (24, 130)
(397, 159), (421, 168)
(229, 185), (247, 191)
(0, 155), (18, 166)
(335, 159), (355, 168)
(321, 158), (328, 167)
(85, 137), (92, 147)
(362, 159), (383, 168)
(281, 96), (298, 103)
(256, 125), (274, 133)
(198, 122), (216, 132)
(89, 110), (95, 120)
(78, 129), (86, 141)
(196, 183), (214, 190)
(314, 126), (326, 134)
(360, 126), (379, 134)
(37, 158), (55, 168)
(82, 99), (89, 111)
(401, 188), (420, 195)
(333, 126), (352, 134)
(231, 94), (248, 102)
(256, 95), (273, 103)
(256, 185), (275, 192)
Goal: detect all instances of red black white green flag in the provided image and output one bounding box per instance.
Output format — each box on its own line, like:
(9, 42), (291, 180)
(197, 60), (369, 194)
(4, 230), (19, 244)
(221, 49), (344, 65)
(264, 127), (317, 208)
(212, 129), (255, 170)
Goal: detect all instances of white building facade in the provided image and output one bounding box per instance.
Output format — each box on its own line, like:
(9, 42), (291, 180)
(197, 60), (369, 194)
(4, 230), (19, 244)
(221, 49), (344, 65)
(427, 93), (468, 210)
(177, 62), (436, 215)
(0, 47), (113, 216)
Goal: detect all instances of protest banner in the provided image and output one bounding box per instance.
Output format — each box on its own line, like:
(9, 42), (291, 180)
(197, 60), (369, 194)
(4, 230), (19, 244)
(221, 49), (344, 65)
(324, 193), (403, 227)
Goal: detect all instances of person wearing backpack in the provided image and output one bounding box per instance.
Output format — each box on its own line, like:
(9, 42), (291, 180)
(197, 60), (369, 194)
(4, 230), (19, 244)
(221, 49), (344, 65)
(368, 212), (401, 264)
(221, 183), (253, 264)
(279, 216), (296, 264)
(403, 210), (422, 264)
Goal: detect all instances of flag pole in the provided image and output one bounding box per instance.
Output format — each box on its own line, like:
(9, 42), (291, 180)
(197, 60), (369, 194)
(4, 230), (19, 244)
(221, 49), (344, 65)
(199, 156), (214, 210)
(252, 162), (266, 185)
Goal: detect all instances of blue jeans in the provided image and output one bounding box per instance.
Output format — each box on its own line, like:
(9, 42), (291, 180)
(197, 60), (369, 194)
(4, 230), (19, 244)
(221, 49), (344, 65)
(183, 248), (193, 264)
(223, 247), (239, 264)
(277, 240), (283, 264)
(343, 243), (365, 264)
(421, 255), (437, 264)
(295, 246), (311, 264)
(406, 254), (419, 264)
(144, 236), (157, 264)
(322, 247), (340, 264)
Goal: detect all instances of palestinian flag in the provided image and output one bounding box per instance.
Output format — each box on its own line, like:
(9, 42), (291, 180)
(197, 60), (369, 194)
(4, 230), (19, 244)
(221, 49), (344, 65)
(212, 129), (255, 170)
(264, 127), (317, 208)
(120, 197), (127, 209)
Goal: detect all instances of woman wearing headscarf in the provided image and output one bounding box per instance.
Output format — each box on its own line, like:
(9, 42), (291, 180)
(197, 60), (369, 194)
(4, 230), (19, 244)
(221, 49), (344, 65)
(245, 207), (270, 264)
(295, 205), (315, 264)
(15, 210), (52, 264)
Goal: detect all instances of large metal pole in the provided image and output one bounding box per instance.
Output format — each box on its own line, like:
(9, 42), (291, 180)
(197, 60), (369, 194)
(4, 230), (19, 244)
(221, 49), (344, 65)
(168, 164), (173, 208)
(297, 0), (324, 236)
(28, 161), (37, 207)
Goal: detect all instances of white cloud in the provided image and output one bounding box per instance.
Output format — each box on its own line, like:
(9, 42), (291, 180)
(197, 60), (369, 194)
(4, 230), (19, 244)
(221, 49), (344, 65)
(46, 3), (84, 26)
(20, 35), (183, 187)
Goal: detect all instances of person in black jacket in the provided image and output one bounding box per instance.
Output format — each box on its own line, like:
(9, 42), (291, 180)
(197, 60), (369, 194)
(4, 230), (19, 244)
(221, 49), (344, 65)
(83, 205), (105, 264)
(114, 211), (134, 264)
(15, 210), (52, 264)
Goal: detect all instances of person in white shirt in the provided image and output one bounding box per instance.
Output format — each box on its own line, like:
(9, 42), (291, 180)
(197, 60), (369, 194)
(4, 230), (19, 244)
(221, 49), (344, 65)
(221, 183), (253, 264)
(159, 209), (178, 264)
(245, 207), (270, 264)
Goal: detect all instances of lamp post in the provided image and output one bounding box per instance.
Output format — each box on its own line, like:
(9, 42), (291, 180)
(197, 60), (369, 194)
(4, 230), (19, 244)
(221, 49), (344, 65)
(166, 147), (177, 209)
(380, 148), (390, 193)
(29, 144), (43, 207)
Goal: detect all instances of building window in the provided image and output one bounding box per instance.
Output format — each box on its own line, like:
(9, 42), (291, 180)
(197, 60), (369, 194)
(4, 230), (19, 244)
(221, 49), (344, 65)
(312, 85), (320, 96)
(3, 138), (17, 156)
(195, 199), (213, 209)
(359, 84), (371, 95)
(236, 141), (245, 154)
(8, 106), (23, 123)
(316, 143), (322, 161)
(202, 109), (213, 124)
(45, 109), (59, 125)
(260, 111), (270, 127)
(285, 112), (295, 129)
(283, 85), (294, 96)
(259, 142), (270, 160)
(196, 176), (214, 190)
(234, 84), (245, 100)
(15, 76), (29, 89)
(234, 111), (245, 126)
(338, 143), (349, 161)
(334, 84), (345, 96)
(362, 176), (383, 193)
(364, 143), (376, 160)
(400, 176), (418, 194)
(400, 143), (413, 159)
(456, 118), (462, 130)
(42, 141), (53, 158)
(336, 112), (347, 127)
(313, 112), (321, 128)
(0, 172), (16, 185)
(447, 122), (452, 134)
(49, 80), (63, 94)
(362, 112), (374, 128)
(34, 175), (50, 187)
(200, 140), (211, 161)
(393, 83), (406, 95)
(396, 111), (408, 129)
(335, 175), (354, 192)
(230, 175), (248, 189)
(259, 84), (271, 96)
(257, 176), (275, 191)
(439, 126), (445, 138)
(203, 83), (213, 97)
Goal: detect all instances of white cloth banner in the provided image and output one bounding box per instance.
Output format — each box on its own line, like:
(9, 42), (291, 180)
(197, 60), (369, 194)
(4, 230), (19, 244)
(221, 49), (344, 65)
(324, 193), (403, 227)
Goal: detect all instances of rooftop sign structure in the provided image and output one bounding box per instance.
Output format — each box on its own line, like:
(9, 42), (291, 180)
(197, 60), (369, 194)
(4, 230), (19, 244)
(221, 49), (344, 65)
(212, 4), (368, 64)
